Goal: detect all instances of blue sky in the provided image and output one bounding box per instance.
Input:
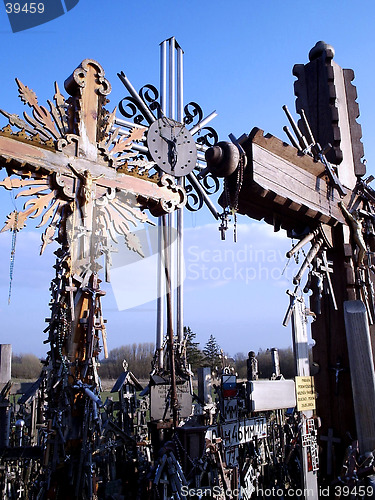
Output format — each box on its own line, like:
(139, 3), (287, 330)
(0, 0), (375, 357)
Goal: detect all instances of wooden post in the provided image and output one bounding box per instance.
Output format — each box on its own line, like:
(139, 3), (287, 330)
(344, 300), (375, 453)
(291, 297), (319, 498)
(0, 344), (11, 384)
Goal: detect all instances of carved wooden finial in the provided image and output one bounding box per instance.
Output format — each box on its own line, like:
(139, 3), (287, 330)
(308, 41), (335, 61)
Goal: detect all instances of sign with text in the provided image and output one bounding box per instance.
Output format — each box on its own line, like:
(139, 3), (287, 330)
(205, 417), (267, 448)
(150, 382), (192, 421)
(222, 399), (238, 422)
(295, 376), (316, 411)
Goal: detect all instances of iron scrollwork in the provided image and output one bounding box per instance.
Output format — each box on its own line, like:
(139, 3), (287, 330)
(118, 72), (160, 125)
(139, 84), (161, 115)
(117, 76), (221, 214)
(118, 96), (145, 124)
(183, 101), (203, 127)
(185, 184), (203, 211)
(196, 127), (218, 147)
(185, 172), (220, 212)
(202, 172), (220, 195)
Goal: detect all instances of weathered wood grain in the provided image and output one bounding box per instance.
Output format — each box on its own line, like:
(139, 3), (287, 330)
(236, 129), (345, 229)
(344, 300), (375, 453)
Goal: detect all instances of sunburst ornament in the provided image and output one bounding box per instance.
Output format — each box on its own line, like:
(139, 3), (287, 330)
(0, 59), (186, 277)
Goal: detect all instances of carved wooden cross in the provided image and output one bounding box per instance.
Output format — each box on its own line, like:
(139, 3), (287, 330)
(220, 41), (374, 478)
(0, 58), (186, 494)
(0, 57), (185, 352)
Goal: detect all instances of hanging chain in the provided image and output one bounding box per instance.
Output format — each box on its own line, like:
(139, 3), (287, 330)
(8, 211), (19, 305)
(221, 153), (245, 242)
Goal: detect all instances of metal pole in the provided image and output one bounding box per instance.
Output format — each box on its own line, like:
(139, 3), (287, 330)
(160, 40), (167, 115)
(169, 37), (176, 121)
(270, 348), (281, 378)
(118, 72), (156, 125)
(156, 40), (168, 369)
(177, 42), (183, 123)
(156, 218), (165, 368)
(162, 222), (179, 429)
(189, 110), (218, 136)
(177, 43), (184, 344)
(167, 37), (176, 337)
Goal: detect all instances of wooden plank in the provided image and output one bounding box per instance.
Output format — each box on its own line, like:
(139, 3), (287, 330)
(344, 300), (375, 453)
(292, 297), (319, 497)
(0, 135), (185, 213)
(252, 129), (325, 177)
(249, 139), (345, 225)
(331, 62), (357, 190)
(233, 129), (346, 230)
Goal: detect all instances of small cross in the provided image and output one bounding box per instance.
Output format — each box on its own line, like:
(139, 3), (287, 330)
(320, 427), (341, 476)
(283, 284), (303, 326)
(319, 251), (338, 310)
(65, 276), (77, 321)
(16, 484), (25, 498)
(219, 212), (228, 240)
(330, 359), (347, 395)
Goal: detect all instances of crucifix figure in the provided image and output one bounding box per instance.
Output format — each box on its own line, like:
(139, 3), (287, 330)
(209, 40), (375, 485)
(0, 58), (186, 497)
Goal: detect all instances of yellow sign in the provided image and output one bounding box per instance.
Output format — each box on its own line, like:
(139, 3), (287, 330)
(295, 376), (316, 411)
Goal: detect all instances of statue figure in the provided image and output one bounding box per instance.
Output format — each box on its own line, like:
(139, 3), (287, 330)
(339, 201), (367, 267)
(247, 351), (258, 381)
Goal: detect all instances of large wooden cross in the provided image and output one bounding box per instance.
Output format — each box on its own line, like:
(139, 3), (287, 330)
(221, 41), (375, 481)
(0, 58), (185, 496)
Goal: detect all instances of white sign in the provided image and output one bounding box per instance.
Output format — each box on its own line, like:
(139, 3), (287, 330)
(205, 417), (267, 448)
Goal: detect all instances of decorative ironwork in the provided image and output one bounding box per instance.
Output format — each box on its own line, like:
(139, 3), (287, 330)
(139, 84), (160, 114)
(185, 172), (220, 212)
(183, 101), (203, 126)
(117, 71), (158, 126)
(116, 71), (221, 219)
(196, 126), (219, 147)
(201, 171), (220, 195)
(118, 96), (146, 124)
(185, 182), (203, 211)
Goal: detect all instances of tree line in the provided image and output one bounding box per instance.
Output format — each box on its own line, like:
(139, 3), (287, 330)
(10, 327), (301, 380)
(185, 327), (298, 379)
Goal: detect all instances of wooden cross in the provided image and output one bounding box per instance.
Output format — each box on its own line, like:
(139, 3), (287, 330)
(0, 58), (185, 355)
(320, 428), (341, 476)
(219, 41), (374, 479)
(0, 59), (186, 495)
(319, 251), (338, 310)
